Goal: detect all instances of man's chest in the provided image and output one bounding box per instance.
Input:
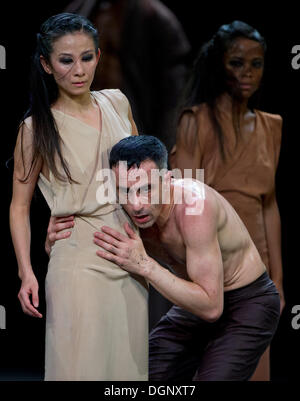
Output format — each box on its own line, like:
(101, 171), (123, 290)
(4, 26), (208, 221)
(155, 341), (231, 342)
(141, 224), (187, 277)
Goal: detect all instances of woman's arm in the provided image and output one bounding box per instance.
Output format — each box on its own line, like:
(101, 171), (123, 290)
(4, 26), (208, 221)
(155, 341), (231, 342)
(263, 115), (285, 314)
(127, 103), (138, 136)
(263, 189), (285, 314)
(9, 121), (43, 318)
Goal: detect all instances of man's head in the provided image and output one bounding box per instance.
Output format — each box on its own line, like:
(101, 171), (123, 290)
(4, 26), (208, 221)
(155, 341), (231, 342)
(109, 135), (170, 228)
(109, 135), (168, 171)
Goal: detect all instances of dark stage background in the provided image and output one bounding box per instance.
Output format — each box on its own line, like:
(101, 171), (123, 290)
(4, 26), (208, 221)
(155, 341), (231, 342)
(0, 0), (299, 381)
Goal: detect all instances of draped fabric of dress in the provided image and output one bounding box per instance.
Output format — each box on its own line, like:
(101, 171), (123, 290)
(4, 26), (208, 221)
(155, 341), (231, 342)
(170, 93), (282, 271)
(29, 89), (148, 380)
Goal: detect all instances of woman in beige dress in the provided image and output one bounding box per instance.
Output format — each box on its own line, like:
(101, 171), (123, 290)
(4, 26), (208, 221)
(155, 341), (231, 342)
(9, 13), (148, 381)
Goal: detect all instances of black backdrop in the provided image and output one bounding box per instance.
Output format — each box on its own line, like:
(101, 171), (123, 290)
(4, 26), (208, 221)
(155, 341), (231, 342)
(0, 0), (299, 382)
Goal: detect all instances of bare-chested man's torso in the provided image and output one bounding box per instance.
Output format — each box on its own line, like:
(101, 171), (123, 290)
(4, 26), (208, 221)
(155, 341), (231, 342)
(141, 179), (266, 292)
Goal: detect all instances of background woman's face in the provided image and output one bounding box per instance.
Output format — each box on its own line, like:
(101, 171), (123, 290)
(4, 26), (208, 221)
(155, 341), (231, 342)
(42, 31), (100, 96)
(223, 37), (264, 101)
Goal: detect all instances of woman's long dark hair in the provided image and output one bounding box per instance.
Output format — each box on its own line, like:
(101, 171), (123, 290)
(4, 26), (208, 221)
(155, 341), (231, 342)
(180, 20), (266, 159)
(20, 12), (99, 182)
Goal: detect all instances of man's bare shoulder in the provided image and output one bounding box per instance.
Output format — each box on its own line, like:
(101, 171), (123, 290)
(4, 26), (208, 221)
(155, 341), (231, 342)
(172, 179), (219, 244)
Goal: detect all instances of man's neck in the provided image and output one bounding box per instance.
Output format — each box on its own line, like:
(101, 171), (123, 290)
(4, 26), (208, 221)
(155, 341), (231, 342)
(156, 183), (175, 229)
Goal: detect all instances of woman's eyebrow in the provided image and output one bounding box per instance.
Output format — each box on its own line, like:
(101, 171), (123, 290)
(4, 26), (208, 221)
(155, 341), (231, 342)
(58, 49), (94, 57)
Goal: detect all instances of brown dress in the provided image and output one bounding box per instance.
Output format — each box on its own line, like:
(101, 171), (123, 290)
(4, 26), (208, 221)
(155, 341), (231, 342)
(170, 92), (282, 271)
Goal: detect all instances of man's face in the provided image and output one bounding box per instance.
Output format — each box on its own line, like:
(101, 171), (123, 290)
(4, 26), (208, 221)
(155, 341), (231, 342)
(113, 160), (165, 228)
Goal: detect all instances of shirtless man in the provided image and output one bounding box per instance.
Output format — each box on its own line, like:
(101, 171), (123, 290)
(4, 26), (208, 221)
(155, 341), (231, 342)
(46, 135), (280, 381)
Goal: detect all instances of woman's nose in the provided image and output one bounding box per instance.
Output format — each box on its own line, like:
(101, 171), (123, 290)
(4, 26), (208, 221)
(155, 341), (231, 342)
(243, 63), (253, 77)
(73, 59), (84, 76)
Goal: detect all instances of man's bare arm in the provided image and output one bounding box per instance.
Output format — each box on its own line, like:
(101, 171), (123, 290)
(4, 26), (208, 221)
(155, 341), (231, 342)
(143, 197), (223, 321)
(94, 195), (224, 322)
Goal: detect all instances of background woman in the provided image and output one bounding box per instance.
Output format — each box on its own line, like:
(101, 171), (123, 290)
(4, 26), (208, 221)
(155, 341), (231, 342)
(170, 20), (285, 381)
(9, 13), (148, 380)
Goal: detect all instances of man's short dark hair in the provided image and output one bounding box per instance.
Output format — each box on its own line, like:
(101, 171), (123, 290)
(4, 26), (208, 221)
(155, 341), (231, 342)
(109, 135), (168, 170)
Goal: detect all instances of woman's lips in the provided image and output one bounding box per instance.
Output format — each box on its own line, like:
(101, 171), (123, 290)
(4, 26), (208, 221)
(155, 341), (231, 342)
(72, 81), (86, 87)
(239, 83), (252, 90)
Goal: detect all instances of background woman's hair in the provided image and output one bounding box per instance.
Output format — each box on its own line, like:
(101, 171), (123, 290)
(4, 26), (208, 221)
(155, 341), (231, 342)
(20, 12), (99, 182)
(178, 20), (266, 159)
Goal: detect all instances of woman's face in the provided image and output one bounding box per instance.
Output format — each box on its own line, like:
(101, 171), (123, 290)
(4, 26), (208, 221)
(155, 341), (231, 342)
(223, 37), (264, 101)
(41, 31), (100, 96)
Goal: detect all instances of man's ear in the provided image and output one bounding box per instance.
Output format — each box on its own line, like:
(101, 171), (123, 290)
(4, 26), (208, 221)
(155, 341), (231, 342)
(40, 55), (52, 74)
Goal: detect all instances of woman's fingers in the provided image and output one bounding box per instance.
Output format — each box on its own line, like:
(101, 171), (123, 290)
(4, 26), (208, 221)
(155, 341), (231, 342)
(18, 290), (43, 318)
(31, 286), (39, 308)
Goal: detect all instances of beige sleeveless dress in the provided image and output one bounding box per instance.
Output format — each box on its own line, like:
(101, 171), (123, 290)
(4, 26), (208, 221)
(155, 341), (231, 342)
(36, 89), (148, 381)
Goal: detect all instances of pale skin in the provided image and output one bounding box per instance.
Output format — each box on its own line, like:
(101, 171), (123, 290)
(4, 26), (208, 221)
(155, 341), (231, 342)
(174, 37), (285, 314)
(47, 160), (266, 322)
(9, 31), (137, 318)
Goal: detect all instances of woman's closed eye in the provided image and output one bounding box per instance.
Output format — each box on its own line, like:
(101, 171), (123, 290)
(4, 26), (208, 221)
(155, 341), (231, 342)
(59, 54), (94, 65)
(59, 57), (73, 65)
(82, 54), (94, 62)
